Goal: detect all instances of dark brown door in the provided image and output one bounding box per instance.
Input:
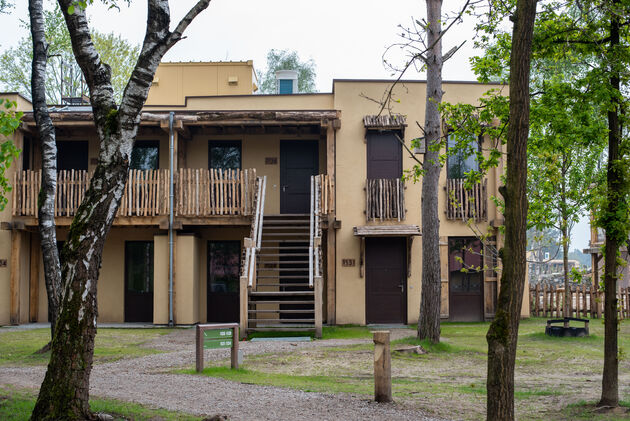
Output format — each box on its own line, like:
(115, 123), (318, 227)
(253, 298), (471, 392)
(280, 140), (318, 214)
(124, 241), (154, 323)
(448, 237), (484, 321)
(366, 237), (407, 323)
(367, 131), (402, 179)
(207, 241), (241, 323)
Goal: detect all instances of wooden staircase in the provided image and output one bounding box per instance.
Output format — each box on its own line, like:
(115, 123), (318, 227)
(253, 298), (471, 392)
(247, 214), (317, 333)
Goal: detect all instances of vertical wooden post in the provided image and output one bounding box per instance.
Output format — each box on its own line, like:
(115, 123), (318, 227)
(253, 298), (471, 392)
(10, 229), (22, 325)
(326, 124), (336, 324)
(195, 324), (203, 372)
(231, 326), (239, 369)
(373, 330), (392, 403)
(239, 276), (248, 340)
(29, 234), (40, 322)
(315, 275), (323, 339)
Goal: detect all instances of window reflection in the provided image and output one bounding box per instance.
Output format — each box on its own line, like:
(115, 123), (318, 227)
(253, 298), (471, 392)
(208, 241), (241, 293)
(447, 134), (479, 179)
(131, 141), (159, 170)
(209, 141), (241, 170)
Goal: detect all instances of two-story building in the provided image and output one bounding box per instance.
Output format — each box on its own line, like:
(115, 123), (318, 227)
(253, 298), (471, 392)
(0, 61), (529, 337)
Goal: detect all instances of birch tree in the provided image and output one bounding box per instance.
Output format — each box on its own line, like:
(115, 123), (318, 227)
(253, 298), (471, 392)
(28, 0), (212, 419)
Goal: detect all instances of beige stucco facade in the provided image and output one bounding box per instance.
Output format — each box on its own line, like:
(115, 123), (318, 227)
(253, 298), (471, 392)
(1, 63), (529, 328)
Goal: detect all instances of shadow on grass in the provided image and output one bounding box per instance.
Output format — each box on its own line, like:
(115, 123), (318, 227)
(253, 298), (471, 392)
(564, 400), (630, 421)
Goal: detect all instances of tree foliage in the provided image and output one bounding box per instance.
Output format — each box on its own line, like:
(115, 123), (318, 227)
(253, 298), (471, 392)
(256, 49), (316, 94)
(0, 99), (22, 211)
(0, 3), (139, 103)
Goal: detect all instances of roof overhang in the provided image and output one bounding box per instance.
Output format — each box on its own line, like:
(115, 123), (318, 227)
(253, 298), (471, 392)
(363, 114), (407, 130)
(353, 225), (421, 237)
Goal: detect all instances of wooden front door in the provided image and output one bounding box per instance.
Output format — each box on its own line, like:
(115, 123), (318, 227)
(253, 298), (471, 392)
(124, 241), (154, 323)
(448, 237), (484, 321)
(365, 237), (407, 323)
(207, 241), (241, 323)
(280, 140), (318, 214)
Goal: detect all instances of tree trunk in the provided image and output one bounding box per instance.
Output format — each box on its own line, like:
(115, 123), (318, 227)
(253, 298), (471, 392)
(561, 155), (570, 317)
(29, 0), (62, 341)
(599, 2), (620, 407)
(30, 1), (211, 419)
(486, 0), (536, 420)
(418, 0), (443, 344)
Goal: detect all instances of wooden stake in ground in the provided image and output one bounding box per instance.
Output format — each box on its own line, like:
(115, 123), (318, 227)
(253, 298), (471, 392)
(373, 330), (392, 403)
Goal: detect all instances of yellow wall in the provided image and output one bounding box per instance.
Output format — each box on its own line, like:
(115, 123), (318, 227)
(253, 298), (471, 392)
(146, 61), (257, 106)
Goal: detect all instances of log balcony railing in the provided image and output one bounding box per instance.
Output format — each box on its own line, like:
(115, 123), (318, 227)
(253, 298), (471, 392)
(12, 168), (258, 218)
(365, 178), (405, 222)
(446, 178), (488, 222)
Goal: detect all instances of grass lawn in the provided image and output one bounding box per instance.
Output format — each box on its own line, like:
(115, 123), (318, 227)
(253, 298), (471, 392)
(0, 328), (174, 366)
(0, 386), (200, 421)
(191, 318), (630, 421)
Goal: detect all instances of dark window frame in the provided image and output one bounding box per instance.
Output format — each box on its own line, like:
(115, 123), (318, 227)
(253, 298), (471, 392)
(131, 140), (160, 170)
(124, 241), (154, 294)
(366, 129), (403, 180)
(207, 240), (241, 294)
(208, 140), (242, 170)
(446, 132), (482, 180)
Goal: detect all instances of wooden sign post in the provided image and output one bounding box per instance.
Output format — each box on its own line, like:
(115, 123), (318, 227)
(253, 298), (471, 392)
(196, 323), (239, 372)
(373, 330), (392, 402)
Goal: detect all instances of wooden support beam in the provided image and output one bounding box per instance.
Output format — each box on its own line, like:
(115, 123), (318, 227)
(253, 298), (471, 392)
(315, 276), (323, 338)
(373, 330), (392, 403)
(10, 230), (22, 325)
(29, 235), (40, 322)
(239, 276), (248, 339)
(326, 124), (337, 323)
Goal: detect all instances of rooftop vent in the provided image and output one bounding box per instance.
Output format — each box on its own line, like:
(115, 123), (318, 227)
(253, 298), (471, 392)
(275, 70), (298, 94)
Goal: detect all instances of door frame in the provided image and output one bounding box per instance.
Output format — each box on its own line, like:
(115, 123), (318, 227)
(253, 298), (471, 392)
(364, 236), (408, 324)
(207, 240), (241, 323)
(280, 139), (319, 214)
(447, 236), (484, 322)
(124, 240), (154, 323)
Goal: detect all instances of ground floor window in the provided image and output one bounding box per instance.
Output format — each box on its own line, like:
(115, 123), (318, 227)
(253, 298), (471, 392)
(207, 240), (241, 322)
(124, 241), (154, 323)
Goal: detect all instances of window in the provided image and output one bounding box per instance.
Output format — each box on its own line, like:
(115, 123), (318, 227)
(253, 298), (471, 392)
(447, 134), (479, 179)
(279, 79), (294, 94)
(125, 241), (154, 294)
(366, 131), (402, 179)
(130, 140), (159, 170)
(208, 241), (240, 293)
(209, 140), (241, 170)
(57, 140), (88, 171)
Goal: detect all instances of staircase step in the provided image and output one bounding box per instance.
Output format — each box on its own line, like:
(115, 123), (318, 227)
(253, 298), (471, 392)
(248, 309), (314, 313)
(259, 246), (310, 250)
(256, 260), (310, 265)
(250, 291), (314, 296)
(249, 318), (315, 324)
(263, 226), (309, 230)
(257, 253), (310, 257)
(256, 275), (310, 279)
(257, 268), (309, 272)
(249, 300), (314, 305)
(261, 239), (309, 243)
(256, 284), (310, 288)
(262, 233), (310, 237)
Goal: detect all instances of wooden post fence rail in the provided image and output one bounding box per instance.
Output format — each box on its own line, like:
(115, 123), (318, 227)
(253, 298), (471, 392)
(446, 178), (487, 222)
(12, 168), (258, 218)
(528, 282), (629, 319)
(365, 178), (405, 222)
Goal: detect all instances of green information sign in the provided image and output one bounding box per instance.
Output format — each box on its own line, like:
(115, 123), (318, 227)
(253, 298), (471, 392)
(203, 329), (233, 349)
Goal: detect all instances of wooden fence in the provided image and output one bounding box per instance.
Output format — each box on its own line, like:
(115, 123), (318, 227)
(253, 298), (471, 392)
(446, 178), (487, 222)
(12, 168), (258, 218)
(529, 282), (630, 319)
(365, 178), (405, 221)
(314, 174), (334, 216)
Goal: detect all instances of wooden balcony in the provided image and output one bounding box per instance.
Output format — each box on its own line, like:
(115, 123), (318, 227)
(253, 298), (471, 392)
(365, 178), (405, 222)
(446, 178), (487, 222)
(12, 168), (258, 220)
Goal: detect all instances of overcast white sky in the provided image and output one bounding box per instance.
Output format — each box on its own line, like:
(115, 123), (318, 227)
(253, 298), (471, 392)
(0, 0), (592, 253)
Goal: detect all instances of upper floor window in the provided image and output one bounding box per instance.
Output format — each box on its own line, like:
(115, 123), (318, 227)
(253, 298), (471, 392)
(57, 140), (88, 171)
(131, 140), (159, 170)
(366, 131), (402, 179)
(209, 140), (241, 170)
(447, 134), (479, 179)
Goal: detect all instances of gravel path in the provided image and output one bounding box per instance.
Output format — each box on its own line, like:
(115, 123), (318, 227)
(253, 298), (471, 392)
(0, 329), (448, 421)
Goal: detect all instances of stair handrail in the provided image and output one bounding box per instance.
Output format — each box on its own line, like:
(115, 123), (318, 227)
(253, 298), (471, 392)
(309, 175), (323, 288)
(248, 176), (266, 288)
